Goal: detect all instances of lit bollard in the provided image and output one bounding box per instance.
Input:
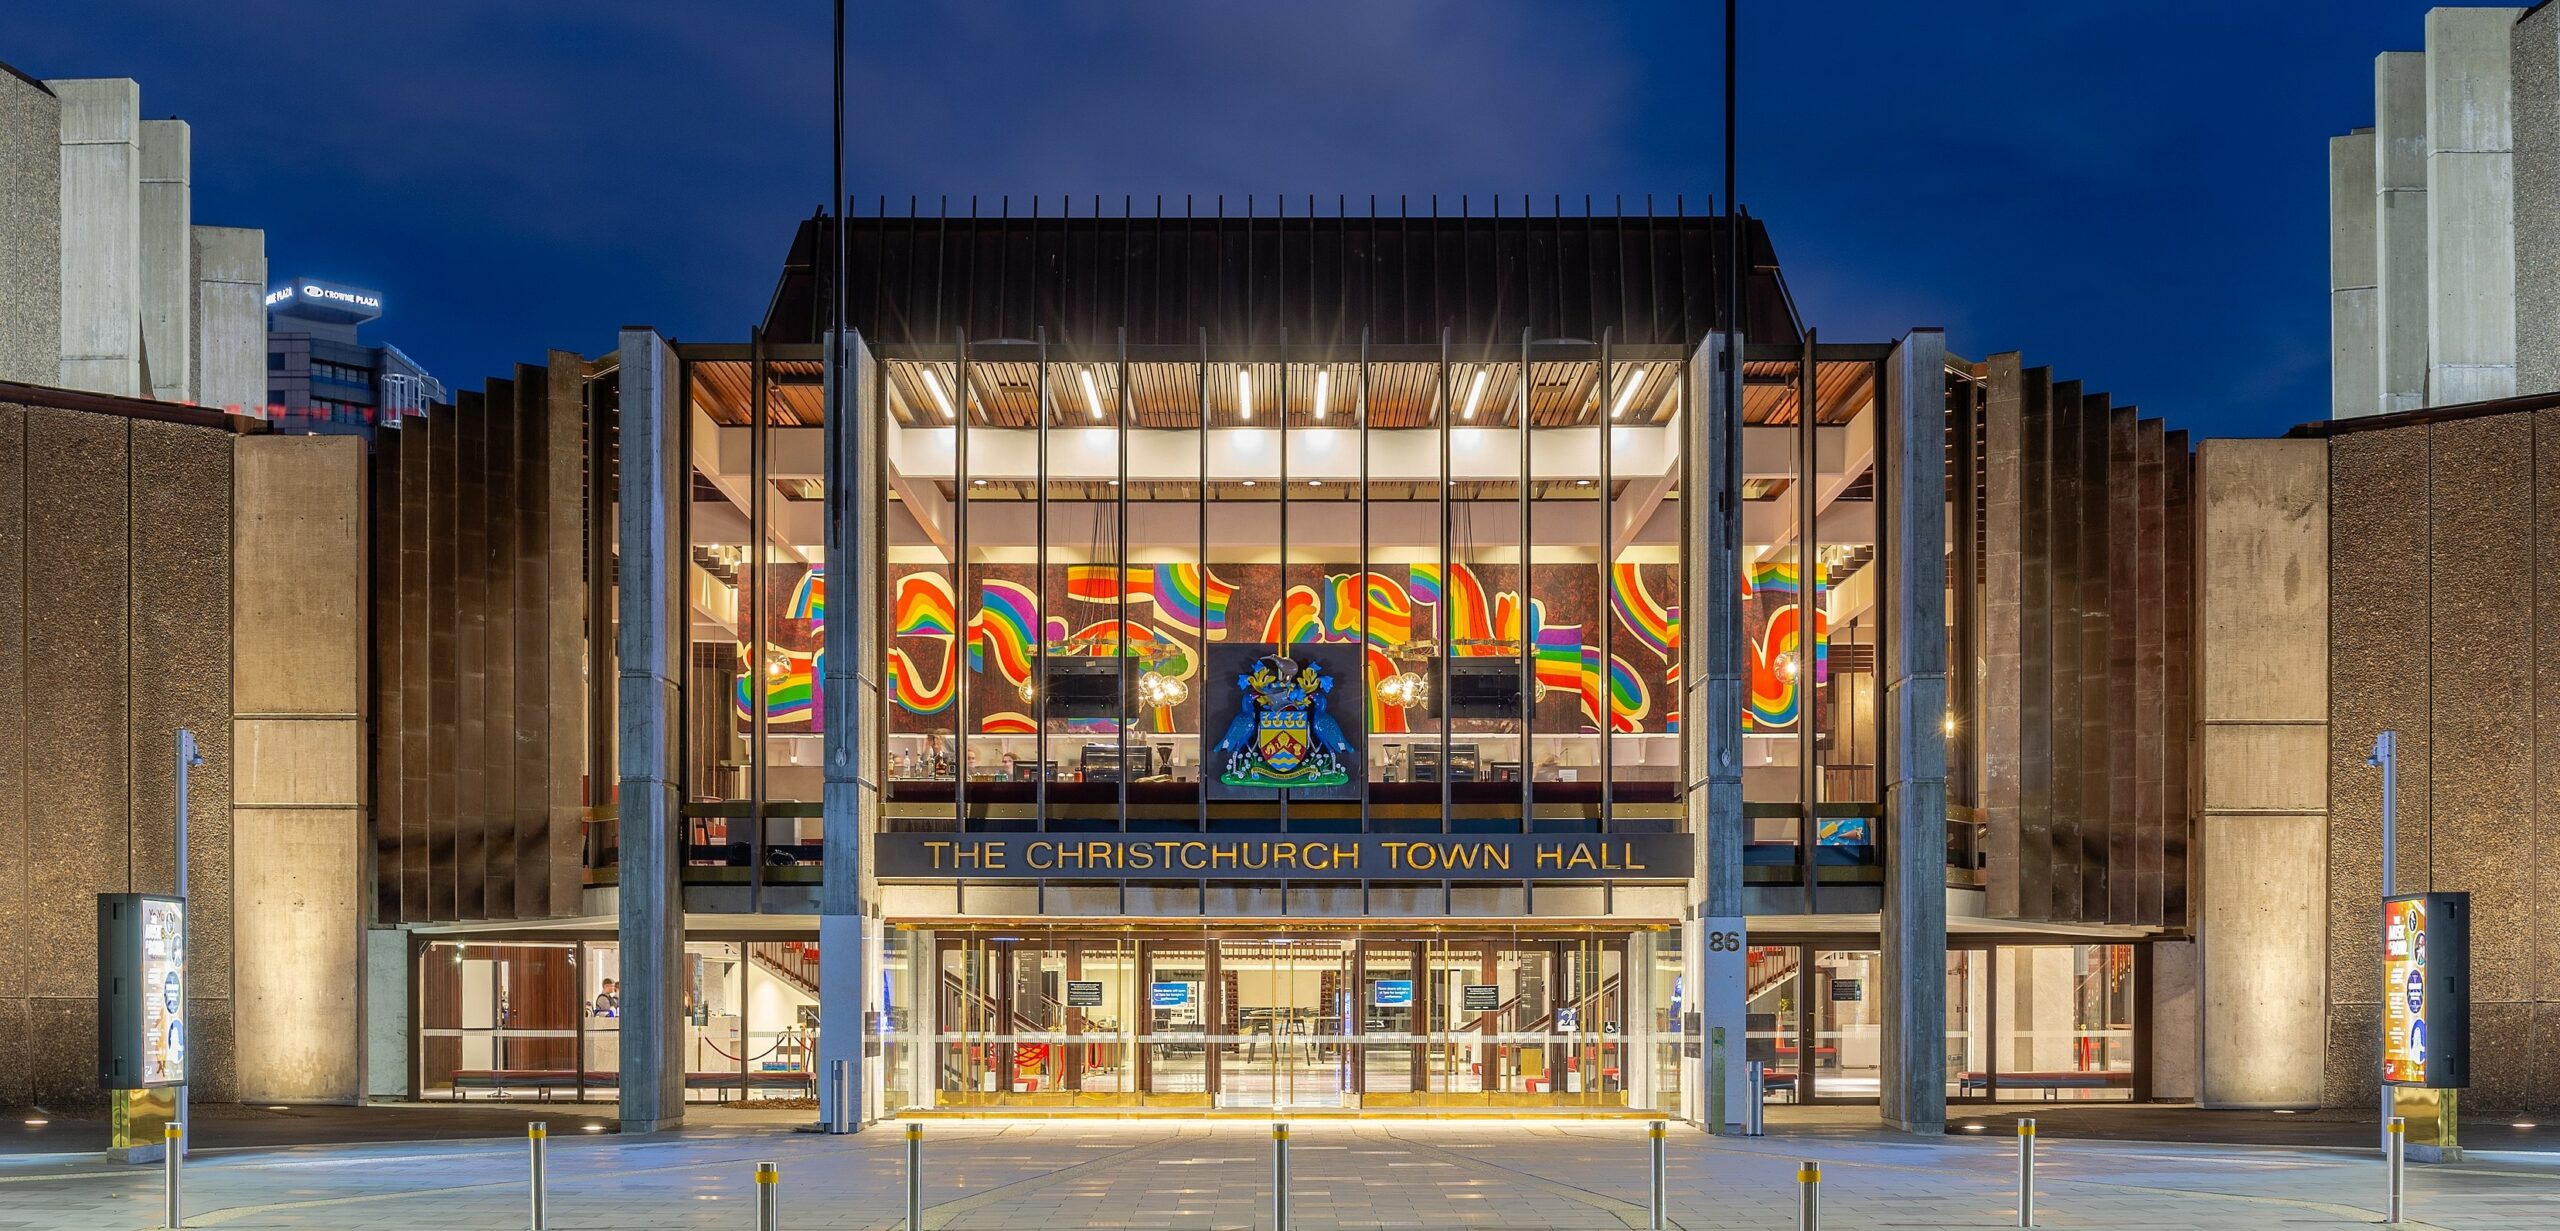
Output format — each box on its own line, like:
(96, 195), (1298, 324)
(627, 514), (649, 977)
(830, 1060), (852, 1135)
(2386, 1116), (2404, 1224)
(1273, 1122), (1292, 1231)
(162, 1120), (183, 1228)
(905, 1124), (923, 1231)
(754, 1160), (779, 1231)
(1796, 1159), (1820, 1231)
(528, 1121), (548, 1231)
(2015, 1117), (2035, 1227)
(1647, 1121), (1667, 1230)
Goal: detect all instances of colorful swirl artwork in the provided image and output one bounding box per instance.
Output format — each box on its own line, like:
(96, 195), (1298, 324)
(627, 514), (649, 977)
(967, 579), (1041, 685)
(1064, 563), (1236, 638)
(886, 571), (959, 715)
(1744, 559), (1827, 730)
(1610, 562), (1678, 662)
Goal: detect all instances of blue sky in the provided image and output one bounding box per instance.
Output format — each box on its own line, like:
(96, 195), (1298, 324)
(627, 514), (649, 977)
(2, 1), (2441, 439)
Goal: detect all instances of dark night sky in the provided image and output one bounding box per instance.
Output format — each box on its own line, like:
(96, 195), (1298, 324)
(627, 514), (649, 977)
(2, 2), (2440, 440)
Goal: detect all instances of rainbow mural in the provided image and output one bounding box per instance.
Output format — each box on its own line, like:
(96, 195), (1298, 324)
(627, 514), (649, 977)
(1064, 563), (1237, 638)
(1743, 558), (1827, 730)
(886, 571), (960, 715)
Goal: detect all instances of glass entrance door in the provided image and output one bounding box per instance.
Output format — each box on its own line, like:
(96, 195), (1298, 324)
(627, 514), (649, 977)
(1217, 939), (1352, 1109)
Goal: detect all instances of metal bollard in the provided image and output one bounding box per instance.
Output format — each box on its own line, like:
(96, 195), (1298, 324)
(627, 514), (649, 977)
(1796, 1159), (1820, 1231)
(1273, 1122), (1292, 1231)
(2015, 1117), (2035, 1227)
(1745, 1060), (1768, 1136)
(905, 1124), (923, 1231)
(2386, 1116), (2404, 1224)
(528, 1121), (548, 1231)
(754, 1160), (779, 1231)
(162, 1120), (183, 1228)
(830, 1060), (852, 1135)
(1647, 1121), (1667, 1230)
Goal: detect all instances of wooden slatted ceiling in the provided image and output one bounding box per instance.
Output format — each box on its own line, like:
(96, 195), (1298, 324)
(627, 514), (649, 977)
(872, 359), (1679, 430)
(1742, 358), (1875, 427)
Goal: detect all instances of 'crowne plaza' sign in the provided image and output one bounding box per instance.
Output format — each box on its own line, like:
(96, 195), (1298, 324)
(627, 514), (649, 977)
(874, 833), (1692, 880)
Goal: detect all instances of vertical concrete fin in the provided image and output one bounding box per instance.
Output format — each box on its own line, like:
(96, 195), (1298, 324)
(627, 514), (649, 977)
(615, 329), (686, 1133)
(1878, 329), (1948, 1135)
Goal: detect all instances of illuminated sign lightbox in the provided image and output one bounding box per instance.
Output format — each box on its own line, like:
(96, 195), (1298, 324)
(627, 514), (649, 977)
(97, 893), (187, 1089)
(2382, 891), (2468, 1089)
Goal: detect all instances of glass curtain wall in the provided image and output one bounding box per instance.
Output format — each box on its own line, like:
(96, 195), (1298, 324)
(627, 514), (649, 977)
(904, 926), (1664, 1112)
(874, 340), (1691, 832)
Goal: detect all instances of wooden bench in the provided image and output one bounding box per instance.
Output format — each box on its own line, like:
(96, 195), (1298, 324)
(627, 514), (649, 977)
(1955, 1070), (2133, 1098)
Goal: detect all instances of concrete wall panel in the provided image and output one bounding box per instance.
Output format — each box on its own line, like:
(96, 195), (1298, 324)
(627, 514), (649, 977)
(23, 409), (129, 1002)
(50, 79), (141, 396)
(2519, 7), (2560, 395)
(2424, 415), (2535, 1006)
(2199, 725), (2330, 814)
(129, 420), (233, 1010)
(2376, 52), (2430, 415)
(2197, 440), (2328, 724)
(0, 73), (60, 385)
(2332, 132), (2381, 417)
(233, 807), (362, 1102)
(2198, 813), (2326, 1107)
(2326, 428), (2430, 1037)
(231, 434), (365, 1103)
(190, 226), (265, 414)
(2540, 410), (2560, 1005)
(136, 119), (189, 403)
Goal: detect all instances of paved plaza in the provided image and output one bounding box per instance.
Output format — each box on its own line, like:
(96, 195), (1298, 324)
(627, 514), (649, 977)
(2, 1117), (2557, 1231)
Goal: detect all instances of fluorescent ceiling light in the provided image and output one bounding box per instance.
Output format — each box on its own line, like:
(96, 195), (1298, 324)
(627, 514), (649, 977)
(922, 369), (955, 419)
(1462, 369), (1487, 421)
(1313, 369), (1330, 420)
(1079, 368), (1105, 420)
(1610, 366), (1646, 419)
(1237, 370), (1253, 420)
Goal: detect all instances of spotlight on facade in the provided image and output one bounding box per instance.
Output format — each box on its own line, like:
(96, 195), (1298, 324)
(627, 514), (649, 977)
(1942, 712), (1957, 735)
(1777, 652), (1799, 680)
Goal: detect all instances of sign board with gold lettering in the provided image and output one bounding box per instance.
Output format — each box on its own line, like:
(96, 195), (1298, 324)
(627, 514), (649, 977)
(875, 833), (1692, 881)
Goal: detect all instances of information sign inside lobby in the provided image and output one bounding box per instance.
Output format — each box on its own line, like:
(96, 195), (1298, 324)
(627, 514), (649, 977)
(876, 833), (1692, 880)
(2382, 891), (2468, 1088)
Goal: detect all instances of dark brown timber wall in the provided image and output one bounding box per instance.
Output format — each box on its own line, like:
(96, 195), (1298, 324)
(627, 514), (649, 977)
(370, 356), (588, 924)
(1977, 354), (2194, 928)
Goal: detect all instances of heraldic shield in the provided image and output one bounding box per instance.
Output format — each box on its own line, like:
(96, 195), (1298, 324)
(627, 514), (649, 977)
(1214, 653), (1355, 789)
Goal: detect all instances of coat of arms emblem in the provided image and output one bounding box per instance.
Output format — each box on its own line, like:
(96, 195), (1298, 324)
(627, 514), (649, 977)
(1213, 653), (1354, 789)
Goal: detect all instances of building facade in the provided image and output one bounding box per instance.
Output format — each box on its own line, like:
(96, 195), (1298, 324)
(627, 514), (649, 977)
(0, 62), (266, 412)
(265, 277), (445, 434)
(2330, 4), (2560, 417)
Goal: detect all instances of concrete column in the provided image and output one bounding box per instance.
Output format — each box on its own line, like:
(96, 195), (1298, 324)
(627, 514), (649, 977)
(1681, 334), (1747, 1126)
(2510, 5), (2558, 395)
(2424, 7), (2521, 405)
(1877, 329), (1948, 1135)
(231, 435), (367, 1103)
(2192, 439), (2326, 1108)
(190, 226), (265, 415)
(2147, 938), (2200, 1101)
(819, 331), (880, 1127)
(363, 928), (409, 1099)
(0, 69), (60, 385)
(2375, 52), (2430, 415)
(137, 119), (189, 405)
(2330, 131), (2382, 419)
(49, 78), (142, 397)
(616, 329), (686, 1133)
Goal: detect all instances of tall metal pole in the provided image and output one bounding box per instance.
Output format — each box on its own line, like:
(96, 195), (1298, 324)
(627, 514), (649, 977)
(174, 729), (199, 1151)
(2369, 729), (2397, 1154)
